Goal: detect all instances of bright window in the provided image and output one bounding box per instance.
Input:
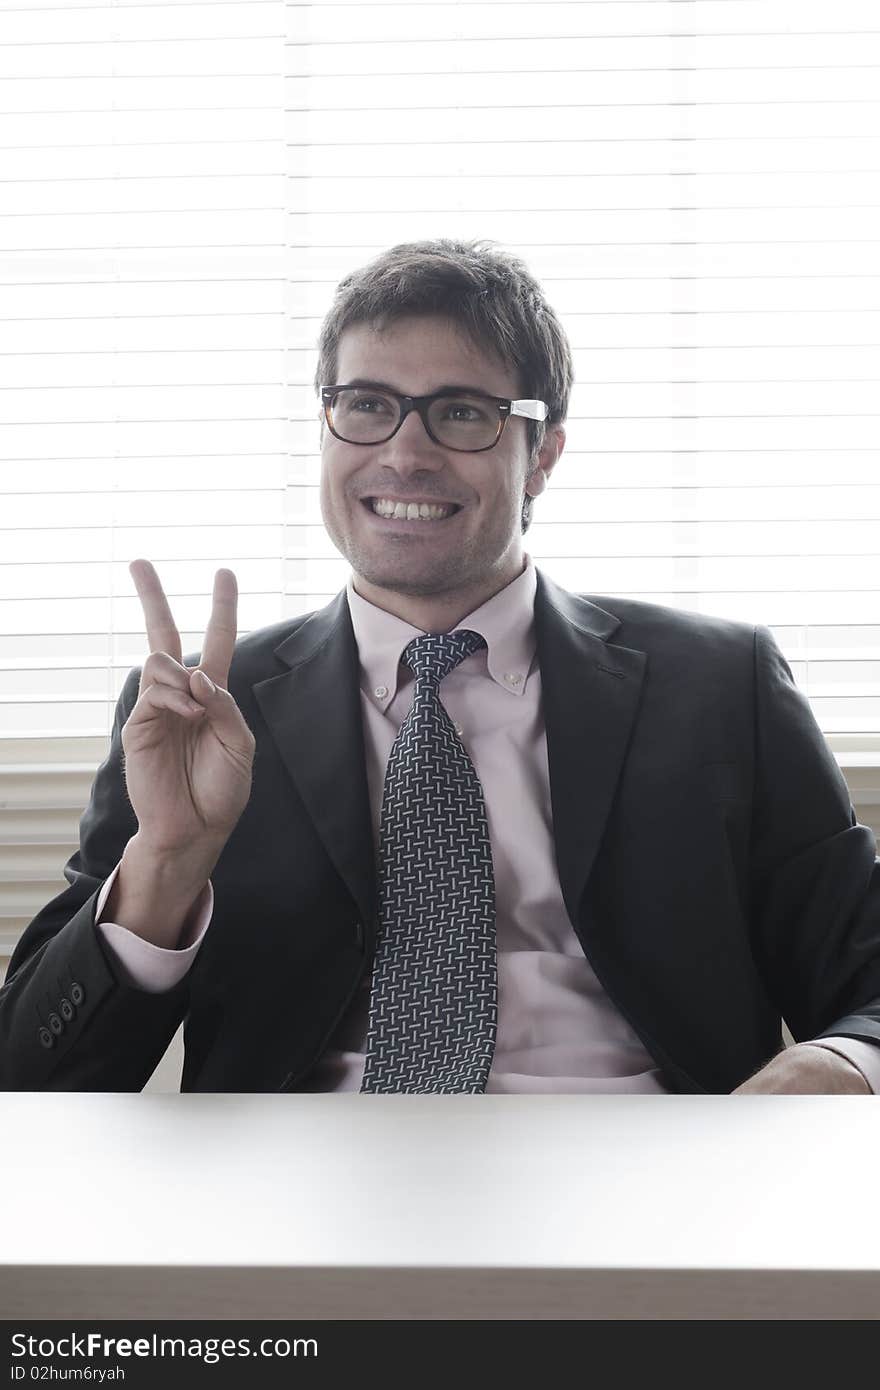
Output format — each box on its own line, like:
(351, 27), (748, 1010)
(2, 0), (879, 744)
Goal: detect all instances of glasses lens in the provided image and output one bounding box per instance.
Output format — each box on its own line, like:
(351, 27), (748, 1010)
(427, 394), (501, 450)
(329, 388), (400, 443)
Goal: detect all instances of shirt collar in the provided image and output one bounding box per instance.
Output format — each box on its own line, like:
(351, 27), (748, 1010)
(345, 557), (538, 713)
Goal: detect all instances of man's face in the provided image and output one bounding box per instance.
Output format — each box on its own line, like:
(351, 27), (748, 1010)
(319, 314), (561, 620)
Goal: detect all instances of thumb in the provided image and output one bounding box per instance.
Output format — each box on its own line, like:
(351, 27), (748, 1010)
(189, 668), (255, 759)
(192, 669), (216, 697)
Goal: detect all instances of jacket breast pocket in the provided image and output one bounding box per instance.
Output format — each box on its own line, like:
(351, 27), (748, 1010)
(702, 761), (751, 804)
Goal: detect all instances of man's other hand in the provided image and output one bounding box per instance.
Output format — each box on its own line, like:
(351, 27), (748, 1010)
(732, 1042), (872, 1094)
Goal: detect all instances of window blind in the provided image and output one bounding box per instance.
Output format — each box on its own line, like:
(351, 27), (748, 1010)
(1, 0), (879, 749)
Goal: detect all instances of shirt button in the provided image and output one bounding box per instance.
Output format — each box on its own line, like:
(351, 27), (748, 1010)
(374, 685), (388, 699)
(454, 724), (464, 737)
(504, 672), (523, 686)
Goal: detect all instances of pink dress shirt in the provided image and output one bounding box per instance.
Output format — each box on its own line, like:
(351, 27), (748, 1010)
(95, 558), (880, 1093)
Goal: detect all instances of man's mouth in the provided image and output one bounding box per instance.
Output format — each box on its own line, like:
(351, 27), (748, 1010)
(365, 497), (461, 522)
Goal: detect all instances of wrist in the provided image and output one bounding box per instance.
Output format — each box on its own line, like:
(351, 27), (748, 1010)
(105, 833), (220, 950)
(798, 1043), (872, 1093)
(129, 829), (225, 875)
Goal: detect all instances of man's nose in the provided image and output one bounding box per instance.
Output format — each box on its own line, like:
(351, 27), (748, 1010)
(376, 407), (445, 472)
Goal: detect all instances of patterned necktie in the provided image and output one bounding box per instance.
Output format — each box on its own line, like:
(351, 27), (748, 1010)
(360, 630), (497, 1093)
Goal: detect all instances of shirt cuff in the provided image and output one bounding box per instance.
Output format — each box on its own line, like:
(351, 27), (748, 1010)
(806, 1037), (879, 1094)
(94, 859), (213, 994)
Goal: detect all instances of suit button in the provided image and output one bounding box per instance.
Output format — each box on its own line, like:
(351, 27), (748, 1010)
(70, 981), (85, 1006)
(48, 1012), (64, 1036)
(60, 997), (75, 1022)
(38, 1027), (54, 1050)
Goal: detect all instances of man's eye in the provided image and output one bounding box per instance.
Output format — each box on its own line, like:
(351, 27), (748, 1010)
(351, 397), (390, 413)
(442, 401), (485, 422)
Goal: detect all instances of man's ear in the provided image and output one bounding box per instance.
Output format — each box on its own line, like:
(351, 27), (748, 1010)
(525, 425), (565, 496)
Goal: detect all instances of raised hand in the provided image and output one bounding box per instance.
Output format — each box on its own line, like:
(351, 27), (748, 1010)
(121, 559), (256, 861)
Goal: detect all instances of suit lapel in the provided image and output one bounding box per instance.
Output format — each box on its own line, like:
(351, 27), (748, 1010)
(250, 573), (647, 940)
(251, 592), (377, 933)
(535, 571), (646, 927)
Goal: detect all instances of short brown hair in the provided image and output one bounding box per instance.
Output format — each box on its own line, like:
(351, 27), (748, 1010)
(314, 238), (573, 532)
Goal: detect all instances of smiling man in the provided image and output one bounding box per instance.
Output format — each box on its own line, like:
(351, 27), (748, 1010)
(318, 315), (561, 633)
(3, 238), (880, 1095)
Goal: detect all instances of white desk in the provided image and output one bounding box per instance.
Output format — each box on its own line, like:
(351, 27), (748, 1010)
(2, 1094), (878, 1320)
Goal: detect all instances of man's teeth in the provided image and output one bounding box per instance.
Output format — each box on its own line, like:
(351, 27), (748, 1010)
(371, 499), (453, 520)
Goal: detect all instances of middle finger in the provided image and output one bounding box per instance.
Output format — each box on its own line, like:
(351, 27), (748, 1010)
(130, 559), (183, 666)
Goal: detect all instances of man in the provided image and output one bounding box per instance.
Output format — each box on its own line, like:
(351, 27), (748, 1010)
(2, 239), (879, 1094)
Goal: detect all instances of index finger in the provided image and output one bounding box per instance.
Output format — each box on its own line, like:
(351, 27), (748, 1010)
(198, 567), (239, 690)
(129, 558), (183, 665)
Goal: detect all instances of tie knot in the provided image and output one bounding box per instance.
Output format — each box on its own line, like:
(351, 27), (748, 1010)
(401, 630), (486, 688)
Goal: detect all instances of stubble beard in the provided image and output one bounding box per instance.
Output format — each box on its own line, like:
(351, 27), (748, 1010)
(322, 481), (527, 601)
(348, 535), (482, 598)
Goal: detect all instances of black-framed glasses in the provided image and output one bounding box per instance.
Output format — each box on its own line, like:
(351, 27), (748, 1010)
(320, 384), (548, 454)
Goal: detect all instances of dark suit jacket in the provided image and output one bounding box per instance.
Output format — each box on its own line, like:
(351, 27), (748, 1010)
(3, 570), (880, 1093)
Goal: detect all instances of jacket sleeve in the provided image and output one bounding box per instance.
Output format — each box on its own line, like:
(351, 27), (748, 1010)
(0, 667), (190, 1091)
(749, 625), (880, 1050)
